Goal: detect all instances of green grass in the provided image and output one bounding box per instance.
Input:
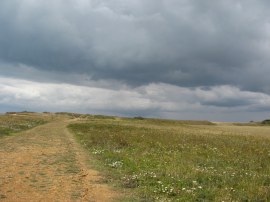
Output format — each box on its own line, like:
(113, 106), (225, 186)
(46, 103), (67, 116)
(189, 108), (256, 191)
(69, 118), (270, 201)
(0, 112), (48, 137)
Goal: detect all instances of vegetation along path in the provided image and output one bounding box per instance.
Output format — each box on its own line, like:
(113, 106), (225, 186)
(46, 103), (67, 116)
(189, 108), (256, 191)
(0, 118), (118, 201)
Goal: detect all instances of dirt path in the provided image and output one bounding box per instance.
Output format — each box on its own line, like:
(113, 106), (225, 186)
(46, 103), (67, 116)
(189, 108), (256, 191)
(0, 119), (119, 201)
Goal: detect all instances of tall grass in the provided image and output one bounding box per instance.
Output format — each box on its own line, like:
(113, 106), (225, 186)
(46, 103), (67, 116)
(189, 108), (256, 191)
(69, 118), (270, 201)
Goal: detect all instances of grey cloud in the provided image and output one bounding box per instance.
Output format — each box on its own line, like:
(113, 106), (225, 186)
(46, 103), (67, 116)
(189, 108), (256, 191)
(1, 77), (270, 121)
(1, 0), (270, 93)
(201, 99), (253, 107)
(2, 0), (270, 121)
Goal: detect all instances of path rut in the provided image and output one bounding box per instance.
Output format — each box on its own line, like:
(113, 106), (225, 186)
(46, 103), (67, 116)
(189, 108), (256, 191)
(0, 120), (118, 201)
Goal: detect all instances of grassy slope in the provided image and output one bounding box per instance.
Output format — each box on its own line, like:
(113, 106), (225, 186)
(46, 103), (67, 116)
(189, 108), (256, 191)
(69, 116), (270, 201)
(0, 112), (50, 137)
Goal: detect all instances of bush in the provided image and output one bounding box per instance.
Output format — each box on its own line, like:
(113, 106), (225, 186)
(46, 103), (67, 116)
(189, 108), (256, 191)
(261, 119), (270, 125)
(133, 116), (145, 120)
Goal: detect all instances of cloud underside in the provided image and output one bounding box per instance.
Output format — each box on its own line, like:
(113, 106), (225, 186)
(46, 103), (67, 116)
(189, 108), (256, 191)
(1, 1), (270, 120)
(1, 1), (270, 91)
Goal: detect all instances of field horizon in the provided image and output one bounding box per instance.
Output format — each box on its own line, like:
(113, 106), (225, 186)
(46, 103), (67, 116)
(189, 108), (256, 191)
(2, 110), (268, 125)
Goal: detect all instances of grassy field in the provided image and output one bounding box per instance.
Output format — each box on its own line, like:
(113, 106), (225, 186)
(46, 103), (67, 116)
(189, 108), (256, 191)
(1, 112), (270, 201)
(69, 116), (270, 201)
(0, 112), (49, 137)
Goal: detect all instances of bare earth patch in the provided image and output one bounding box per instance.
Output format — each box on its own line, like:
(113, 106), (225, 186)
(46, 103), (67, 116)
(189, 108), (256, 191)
(0, 120), (119, 201)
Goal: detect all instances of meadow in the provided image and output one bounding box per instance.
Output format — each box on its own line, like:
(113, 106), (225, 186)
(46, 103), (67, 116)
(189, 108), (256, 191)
(0, 112), (48, 137)
(69, 116), (270, 201)
(1, 112), (269, 201)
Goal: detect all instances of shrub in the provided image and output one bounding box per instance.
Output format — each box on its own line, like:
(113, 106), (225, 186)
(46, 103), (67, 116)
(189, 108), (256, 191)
(261, 119), (270, 125)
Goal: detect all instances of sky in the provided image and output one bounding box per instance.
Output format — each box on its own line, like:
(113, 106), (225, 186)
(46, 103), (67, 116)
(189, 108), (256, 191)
(1, 0), (270, 121)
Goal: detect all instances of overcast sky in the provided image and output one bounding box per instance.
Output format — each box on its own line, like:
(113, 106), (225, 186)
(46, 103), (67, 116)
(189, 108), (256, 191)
(1, 0), (270, 121)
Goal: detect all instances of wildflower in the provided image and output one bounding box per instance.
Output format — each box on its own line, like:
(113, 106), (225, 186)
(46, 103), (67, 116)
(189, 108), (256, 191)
(108, 161), (123, 168)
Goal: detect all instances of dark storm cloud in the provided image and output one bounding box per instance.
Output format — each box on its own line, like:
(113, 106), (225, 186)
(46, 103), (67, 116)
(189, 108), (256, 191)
(2, 0), (270, 120)
(1, 0), (270, 93)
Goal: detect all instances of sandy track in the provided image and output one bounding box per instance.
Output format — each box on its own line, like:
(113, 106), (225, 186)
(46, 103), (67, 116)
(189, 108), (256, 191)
(0, 120), (118, 201)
